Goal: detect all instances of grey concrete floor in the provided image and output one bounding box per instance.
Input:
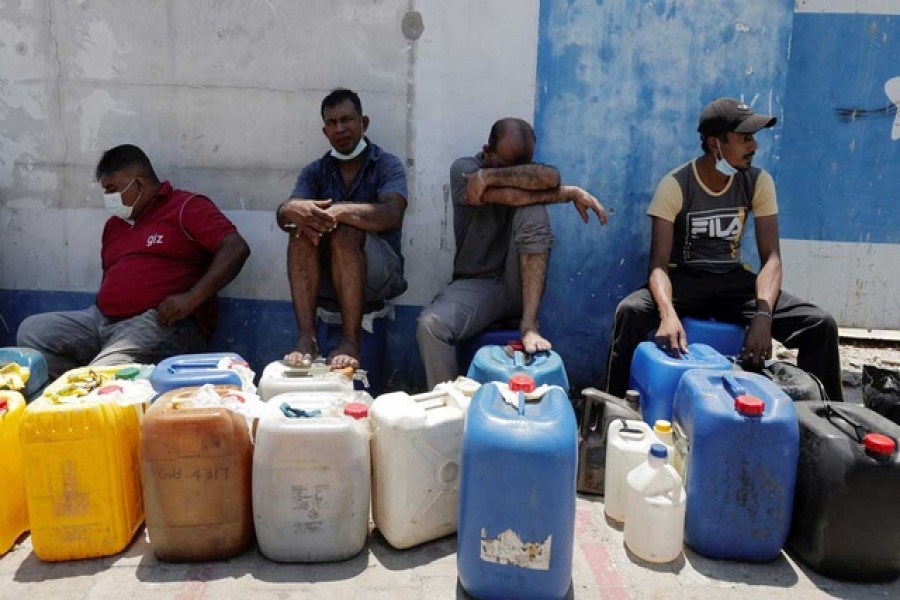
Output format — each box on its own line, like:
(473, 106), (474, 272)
(2, 494), (899, 600)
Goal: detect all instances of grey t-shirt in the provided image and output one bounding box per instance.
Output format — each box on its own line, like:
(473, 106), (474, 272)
(451, 153), (515, 279)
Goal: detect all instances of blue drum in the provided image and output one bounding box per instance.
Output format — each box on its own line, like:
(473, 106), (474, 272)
(673, 370), (798, 561)
(0, 347), (49, 401)
(149, 352), (246, 394)
(458, 376), (577, 599)
(467, 343), (569, 392)
(629, 342), (731, 425)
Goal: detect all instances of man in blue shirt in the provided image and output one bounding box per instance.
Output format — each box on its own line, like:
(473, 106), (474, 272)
(276, 89), (407, 369)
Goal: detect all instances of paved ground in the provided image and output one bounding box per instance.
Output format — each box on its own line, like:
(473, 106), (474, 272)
(4, 338), (900, 599)
(3, 491), (900, 600)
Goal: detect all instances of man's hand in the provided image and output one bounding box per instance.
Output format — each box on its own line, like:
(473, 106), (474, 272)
(566, 185), (608, 224)
(655, 313), (688, 356)
(740, 314), (773, 370)
(157, 292), (199, 327)
(281, 199), (336, 245)
(463, 170), (487, 206)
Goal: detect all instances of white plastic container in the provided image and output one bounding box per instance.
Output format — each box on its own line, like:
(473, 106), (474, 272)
(604, 419), (659, 522)
(624, 444), (686, 563)
(252, 392), (371, 562)
(258, 360), (354, 402)
(370, 380), (475, 549)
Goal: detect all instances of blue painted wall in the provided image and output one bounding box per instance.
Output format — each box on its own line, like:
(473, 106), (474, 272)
(533, 0), (793, 389)
(779, 13), (900, 243)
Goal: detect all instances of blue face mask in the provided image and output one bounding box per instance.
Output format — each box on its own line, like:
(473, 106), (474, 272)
(714, 144), (737, 177)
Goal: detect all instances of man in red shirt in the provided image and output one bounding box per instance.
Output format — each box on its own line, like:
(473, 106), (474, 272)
(17, 144), (251, 379)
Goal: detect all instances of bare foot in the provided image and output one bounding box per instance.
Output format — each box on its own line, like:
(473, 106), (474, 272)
(284, 335), (318, 368)
(327, 336), (360, 370)
(521, 327), (552, 354)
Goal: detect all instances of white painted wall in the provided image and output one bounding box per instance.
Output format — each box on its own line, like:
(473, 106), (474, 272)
(0, 0), (540, 306)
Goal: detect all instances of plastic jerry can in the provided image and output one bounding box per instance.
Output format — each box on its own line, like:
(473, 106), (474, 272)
(370, 380), (475, 549)
(673, 370), (798, 561)
(253, 392), (371, 562)
(629, 341), (732, 425)
(604, 419), (659, 522)
(40, 364), (151, 404)
(21, 376), (144, 561)
(0, 347), (49, 400)
(457, 376), (577, 600)
(258, 359), (354, 402)
(467, 343), (570, 392)
(140, 385), (253, 562)
(681, 317), (745, 358)
(0, 392), (28, 554)
(150, 353), (247, 394)
(624, 444), (686, 563)
(576, 388), (640, 495)
(788, 401), (900, 580)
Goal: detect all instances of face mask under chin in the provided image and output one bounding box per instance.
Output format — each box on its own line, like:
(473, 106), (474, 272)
(330, 137), (368, 161)
(714, 146), (738, 177)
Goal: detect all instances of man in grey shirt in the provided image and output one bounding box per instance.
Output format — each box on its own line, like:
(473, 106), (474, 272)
(417, 118), (608, 388)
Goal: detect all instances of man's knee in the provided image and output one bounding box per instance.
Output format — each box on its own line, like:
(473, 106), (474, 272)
(511, 205), (553, 254)
(17, 313), (52, 347)
(417, 309), (453, 346)
(330, 224), (365, 253)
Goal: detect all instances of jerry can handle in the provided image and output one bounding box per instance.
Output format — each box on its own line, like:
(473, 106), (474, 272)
(517, 390), (526, 416)
(513, 351), (525, 369)
(723, 373), (745, 399)
(579, 393), (601, 436)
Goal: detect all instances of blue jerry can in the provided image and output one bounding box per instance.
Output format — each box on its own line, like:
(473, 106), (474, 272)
(149, 352), (246, 394)
(673, 370), (799, 562)
(458, 375), (577, 600)
(466, 343), (569, 392)
(0, 347), (49, 401)
(629, 342), (731, 425)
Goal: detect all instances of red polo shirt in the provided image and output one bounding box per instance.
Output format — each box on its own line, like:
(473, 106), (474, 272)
(96, 182), (237, 337)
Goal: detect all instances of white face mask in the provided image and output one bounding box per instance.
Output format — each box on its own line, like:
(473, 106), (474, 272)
(103, 178), (139, 220)
(330, 137), (368, 161)
(713, 144), (737, 177)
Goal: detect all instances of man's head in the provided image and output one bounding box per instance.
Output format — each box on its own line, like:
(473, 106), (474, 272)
(698, 98), (776, 171)
(321, 88), (369, 156)
(483, 118), (536, 168)
(96, 144), (160, 220)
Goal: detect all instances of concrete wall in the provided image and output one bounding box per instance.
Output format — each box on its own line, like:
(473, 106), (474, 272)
(779, 0), (900, 328)
(1, 0), (896, 392)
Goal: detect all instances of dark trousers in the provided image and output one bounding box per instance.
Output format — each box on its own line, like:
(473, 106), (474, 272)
(602, 267), (843, 401)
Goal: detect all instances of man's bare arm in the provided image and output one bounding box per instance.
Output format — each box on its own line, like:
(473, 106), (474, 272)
(647, 217), (686, 353)
(327, 193), (406, 232)
(479, 164), (560, 190)
(477, 185), (608, 224)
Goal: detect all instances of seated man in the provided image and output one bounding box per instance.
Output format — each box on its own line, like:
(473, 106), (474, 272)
(417, 118), (608, 389)
(17, 144), (251, 379)
(276, 88), (407, 369)
(603, 98), (842, 400)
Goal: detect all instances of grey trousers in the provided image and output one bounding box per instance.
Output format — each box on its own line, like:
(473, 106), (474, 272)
(16, 305), (208, 380)
(417, 205), (553, 389)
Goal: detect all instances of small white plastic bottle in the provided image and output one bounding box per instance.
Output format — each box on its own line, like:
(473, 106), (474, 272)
(623, 444), (686, 563)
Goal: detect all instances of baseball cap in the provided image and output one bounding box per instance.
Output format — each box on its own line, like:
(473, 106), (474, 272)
(697, 98), (776, 137)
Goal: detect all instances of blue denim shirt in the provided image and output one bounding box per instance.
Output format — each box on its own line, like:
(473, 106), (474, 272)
(291, 139), (407, 258)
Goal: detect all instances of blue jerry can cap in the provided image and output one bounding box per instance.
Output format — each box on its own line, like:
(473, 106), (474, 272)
(650, 443), (668, 459)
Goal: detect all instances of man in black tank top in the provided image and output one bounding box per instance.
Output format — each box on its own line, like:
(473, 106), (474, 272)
(603, 98), (842, 401)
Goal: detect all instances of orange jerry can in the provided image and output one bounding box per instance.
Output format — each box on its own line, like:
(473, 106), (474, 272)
(140, 386), (254, 561)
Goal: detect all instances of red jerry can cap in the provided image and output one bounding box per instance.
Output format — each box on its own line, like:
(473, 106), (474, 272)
(508, 340), (525, 352)
(0, 397), (8, 411)
(508, 374), (535, 393)
(864, 433), (896, 456)
(734, 395), (765, 416)
(343, 402), (369, 419)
